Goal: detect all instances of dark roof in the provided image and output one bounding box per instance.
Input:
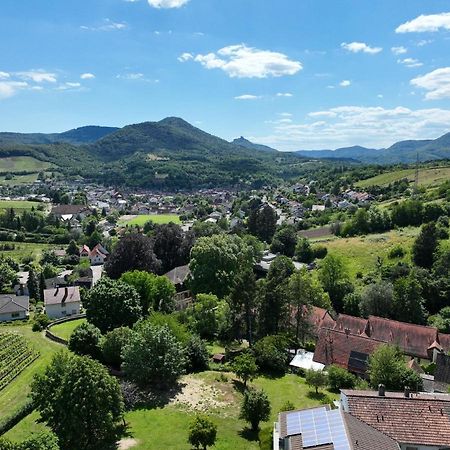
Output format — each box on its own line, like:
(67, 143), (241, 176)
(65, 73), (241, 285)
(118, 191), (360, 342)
(342, 389), (450, 447)
(44, 286), (80, 305)
(367, 315), (437, 359)
(436, 352), (450, 384)
(0, 295), (29, 314)
(304, 306), (335, 336)
(334, 314), (368, 336)
(313, 328), (383, 373)
(164, 265), (190, 286)
(51, 204), (90, 216)
(439, 333), (450, 353)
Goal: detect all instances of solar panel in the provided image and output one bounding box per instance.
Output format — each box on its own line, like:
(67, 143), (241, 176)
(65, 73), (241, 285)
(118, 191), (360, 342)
(285, 407), (351, 450)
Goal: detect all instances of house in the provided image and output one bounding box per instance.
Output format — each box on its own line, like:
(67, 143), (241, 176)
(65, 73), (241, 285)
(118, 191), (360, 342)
(44, 286), (81, 319)
(80, 243), (109, 266)
(164, 265), (192, 311)
(14, 271), (29, 296)
(303, 306), (336, 338)
(341, 388), (450, 449)
(334, 314), (369, 336)
(311, 204), (325, 212)
(51, 204), (91, 220)
(273, 404), (399, 450)
(0, 294), (29, 322)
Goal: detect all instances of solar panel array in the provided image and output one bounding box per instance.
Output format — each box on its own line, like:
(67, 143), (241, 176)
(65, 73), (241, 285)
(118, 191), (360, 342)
(285, 407), (351, 450)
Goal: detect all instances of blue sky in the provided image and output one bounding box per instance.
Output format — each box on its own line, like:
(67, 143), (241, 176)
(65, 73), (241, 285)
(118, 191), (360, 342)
(1, 0), (450, 150)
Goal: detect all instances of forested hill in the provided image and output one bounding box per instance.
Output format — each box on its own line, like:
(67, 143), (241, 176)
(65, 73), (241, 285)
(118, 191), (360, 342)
(232, 137), (278, 153)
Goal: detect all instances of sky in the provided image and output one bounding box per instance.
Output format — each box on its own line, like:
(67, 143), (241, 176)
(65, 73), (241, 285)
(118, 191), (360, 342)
(1, 0), (450, 150)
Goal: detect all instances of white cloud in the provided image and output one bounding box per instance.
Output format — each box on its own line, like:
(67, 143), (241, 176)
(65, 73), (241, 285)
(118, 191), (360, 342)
(116, 73), (159, 83)
(417, 39), (433, 47)
(0, 81), (28, 99)
(0, 72), (10, 80)
(278, 112), (292, 117)
(377, 94), (384, 99)
(252, 105), (450, 150)
(234, 94), (261, 100)
(391, 46), (407, 55)
(341, 42), (382, 54)
(185, 44), (302, 78)
(16, 70), (57, 83)
(340, 80), (351, 87)
(397, 58), (423, 68)
(80, 73), (95, 80)
(148, 0), (190, 8)
(396, 12), (450, 33)
(276, 92), (293, 97)
(56, 82), (83, 91)
(411, 67), (450, 100)
(178, 52), (193, 62)
(81, 19), (127, 32)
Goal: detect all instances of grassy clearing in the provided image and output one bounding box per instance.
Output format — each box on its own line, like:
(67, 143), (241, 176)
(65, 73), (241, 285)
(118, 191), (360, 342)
(50, 319), (86, 341)
(0, 157), (53, 173)
(0, 174), (39, 186)
(0, 241), (55, 262)
(0, 324), (62, 420)
(313, 228), (419, 278)
(119, 214), (181, 226)
(0, 200), (43, 212)
(356, 166), (450, 188)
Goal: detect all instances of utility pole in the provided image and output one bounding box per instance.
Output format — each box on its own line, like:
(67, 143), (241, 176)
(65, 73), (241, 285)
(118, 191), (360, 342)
(414, 153), (419, 196)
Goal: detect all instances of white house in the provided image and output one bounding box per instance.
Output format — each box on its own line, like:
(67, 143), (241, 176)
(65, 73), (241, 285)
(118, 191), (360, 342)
(0, 294), (30, 322)
(44, 286), (81, 319)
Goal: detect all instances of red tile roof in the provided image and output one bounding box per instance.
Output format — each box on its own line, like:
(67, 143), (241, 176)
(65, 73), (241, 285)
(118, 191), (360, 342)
(305, 306), (335, 337)
(313, 328), (383, 373)
(342, 390), (450, 447)
(367, 315), (438, 359)
(334, 314), (368, 336)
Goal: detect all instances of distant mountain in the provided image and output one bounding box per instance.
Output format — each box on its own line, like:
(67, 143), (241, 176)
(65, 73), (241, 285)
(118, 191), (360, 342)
(0, 126), (118, 146)
(295, 133), (450, 164)
(232, 137), (278, 153)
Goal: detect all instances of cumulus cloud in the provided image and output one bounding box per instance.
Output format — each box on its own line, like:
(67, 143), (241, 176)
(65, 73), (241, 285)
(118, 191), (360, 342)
(341, 42), (382, 54)
(116, 73), (159, 83)
(182, 44), (302, 78)
(0, 72), (10, 80)
(148, 0), (190, 8)
(80, 73), (95, 80)
(16, 70), (57, 83)
(340, 80), (351, 87)
(397, 58), (423, 68)
(411, 67), (450, 100)
(251, 105), (450, 150)
(234, 94), (261, 100)
(396, 12), (450, 33)
(177, 53), (193, 62)
(276, 92), (293, 97)
(0, 81), (28, 99)
(391, 46), (407, 55)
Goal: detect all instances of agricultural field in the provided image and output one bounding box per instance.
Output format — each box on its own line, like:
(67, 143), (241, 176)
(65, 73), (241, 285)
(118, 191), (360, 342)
(50, 318), (86, 341)
(0, 174), (39, 186)
(356, 166), (450, 188)
(0, 241), (56, 262)
(0, 200), (44, 212)
(0, 156), (53, 173)
(119, 214), (181, 226)
(313, 228), (419, 278)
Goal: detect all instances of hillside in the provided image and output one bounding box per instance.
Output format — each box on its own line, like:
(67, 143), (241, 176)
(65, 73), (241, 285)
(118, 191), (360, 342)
(232, 137), (278, 153)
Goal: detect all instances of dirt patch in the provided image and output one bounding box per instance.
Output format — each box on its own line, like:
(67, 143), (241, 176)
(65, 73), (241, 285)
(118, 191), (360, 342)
(170, 374), (232, 412)
(299, 226), (332, 239)
(118, 438), (139, 449)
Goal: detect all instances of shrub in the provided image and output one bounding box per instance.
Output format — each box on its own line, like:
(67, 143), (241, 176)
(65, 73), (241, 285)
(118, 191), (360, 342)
(253, 335), (289, 374)
(388, 245), (405, 259)
(185, 335), (209, 373)
(101, 327), (132, 367)
(188, 415), (217, 450)
(32, 313), (50, 332)
(68, 322), (102, 359)
(327, 365), (356, 392)
(312, 245), (328, 260)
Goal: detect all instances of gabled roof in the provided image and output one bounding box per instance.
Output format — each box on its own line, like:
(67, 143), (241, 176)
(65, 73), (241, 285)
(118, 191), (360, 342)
(334, 314), (368, 336)
(0, 295), (29, 314)
(164, 265), (190, 286)
(304, 306), (335, 336)
(313, 327), (383, 373)
(342, 389), (450, 447)
(44, 286), (80, 306)
(367, 315), (438, 359)
(51, 204), (90, 216)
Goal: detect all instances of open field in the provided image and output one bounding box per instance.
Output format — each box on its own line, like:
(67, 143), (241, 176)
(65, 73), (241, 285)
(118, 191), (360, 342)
(50, 318), (86, 341)
(0, 241), (55, 262)
(313, 228), (419, 278)
(0, 200), (43, 212)
(356, 166), (450, 188)
(119, 214), (181, 226)
(0, 174), (39, 186)
(0, 157), (53, 173)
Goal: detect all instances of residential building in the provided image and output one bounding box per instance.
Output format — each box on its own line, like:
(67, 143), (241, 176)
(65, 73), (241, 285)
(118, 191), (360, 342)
(44, 286), (81, 319)
(0, 294), (29, 322)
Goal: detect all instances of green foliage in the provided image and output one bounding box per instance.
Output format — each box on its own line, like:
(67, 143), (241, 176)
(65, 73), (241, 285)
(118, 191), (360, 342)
(305, 369), (328, 394)
(0, 432), (60, 450)
(101, 326), (132, 367)
(393, 275), (426, 324)
(68, 322), (102, 359)
(32, 313), (50, 332)
(388, 244), (406, 259)
(428, 307), (450, 333)
(147, 312), (191, 344)
(295, 238), (314, 263)
(32, 351), (124, 450)
(232, 352), (258, 387)
(327, 366), (356, 392)
(359, 282), (394, 318)
(0, 262), (17, 292)
(187, 415), (217, 450)
(120, 270), (155, 314)
(270, 225), (297, 257)
(185, 334), (209, 373)
(342, 292), (361, 317)
(122, 323), (186, 387)
(83, 277), (142, 333)
(253, 335), (288, 374)
(239, 388), (271, 432)
(412, 222), (439, 269)
(248, 204), (277, 243)
(186, 294), (220, 339)
(279, 401), (295, 412)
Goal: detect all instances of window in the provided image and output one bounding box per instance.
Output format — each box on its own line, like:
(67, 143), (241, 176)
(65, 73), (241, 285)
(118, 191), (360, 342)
(11, 312), (20, 318)
(405, 447), (418, 450)
(72, 309), (77, 314)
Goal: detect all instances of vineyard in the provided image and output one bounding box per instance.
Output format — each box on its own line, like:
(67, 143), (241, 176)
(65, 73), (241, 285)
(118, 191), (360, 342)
(0, 332), (39, 391)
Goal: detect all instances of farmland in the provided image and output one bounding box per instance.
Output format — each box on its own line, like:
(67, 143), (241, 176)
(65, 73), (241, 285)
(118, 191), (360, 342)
(119, 214), (181, 226)
(0, 241), (56, 262)
(0, 157), (54, 173)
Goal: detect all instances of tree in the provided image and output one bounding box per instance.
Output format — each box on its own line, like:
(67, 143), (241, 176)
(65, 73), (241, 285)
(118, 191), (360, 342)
(66, 240), (79, 256)
(105, 233), (161, 279)
(327, 365), (356, 392)
(32, 352), (124, 450)
(393, 275), (426, 324)
(0, 262), (17, 292)
(27, 267), (39, 300)
(305, 369), (328, 394)
(0, 432), (59, 450)
(428, 306), (450, 333)
(368, 344), (423, 391)
(150, 275), (176, 313)
(83, 278), (142, 333)
(186, 293), (220, 339)
(232, 352), (258, 388)
(188, 415), (217, 450)
(185, 334), (209, 373)
(120, 270), (156, 314)
(359, 282), (394, 318)
(253, 335), (289, 373)
(270, 225), (297, 257)
(122, 323), (186, 387)
(318, 254), (352, 312)
(295, 238), (314, 263)
(239, 388), (271, 432)
(101, 326), (132, 367)
(412, 222), (438, 269)
(68, 322), (102, 359)
(189, 234), (254, 298)
(248, 204), (277, 243)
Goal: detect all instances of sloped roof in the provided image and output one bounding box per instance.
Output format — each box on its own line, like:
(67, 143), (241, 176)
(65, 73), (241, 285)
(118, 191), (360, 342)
(313, 327), (383, 373)
(304, 306), (335, 336)
(0, 295), (29, 314)
(367, 316), (438, 359)
(51, 204), (90, 216)
(164, 265), (190, 286)
(44, 286), (80, 306)
(342, 389), (450, 447)
(334, 314), (368, 336)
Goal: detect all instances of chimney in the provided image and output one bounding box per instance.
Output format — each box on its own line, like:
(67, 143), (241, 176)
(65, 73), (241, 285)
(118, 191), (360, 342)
(378, 384), (385, 397)
(54, 287), (59, 297)
(62, 287), (68, 304)
(345, 328), (350, 337)
(404, 386), (411, 398)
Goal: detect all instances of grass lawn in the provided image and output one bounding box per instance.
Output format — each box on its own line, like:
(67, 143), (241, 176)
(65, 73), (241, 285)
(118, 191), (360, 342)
(119, 214), (181, 226)
(356, 166), (450, 188)
(49, 318), (86, 341)
(313, 228), (419, 278)
(0, 324), (62, 420)
(0, 200), (43, 212)
(0, 174), (39, 186)
(0, 157), (53, 173)
(0, 241), (55, 262)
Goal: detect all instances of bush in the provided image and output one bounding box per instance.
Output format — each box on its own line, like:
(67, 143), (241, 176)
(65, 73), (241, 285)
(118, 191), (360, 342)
(388, 245), (405, 259)
(68, 322), (102, 359)
(253, 335), (289, 374)
(185, 335), (209, 373)
(32, 313), (50, 332)
(312, 245), (328, 260)
(0, 399), (34, 435)
(327, 365), (356, 392)
(101, 327), (132, 367)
